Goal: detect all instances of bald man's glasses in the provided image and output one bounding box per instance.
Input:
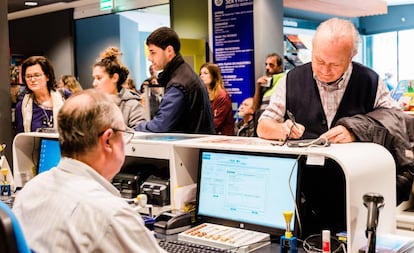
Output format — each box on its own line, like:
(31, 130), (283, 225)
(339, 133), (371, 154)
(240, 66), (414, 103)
(99, 128), (135, 144)
(113, 128), (135, 144)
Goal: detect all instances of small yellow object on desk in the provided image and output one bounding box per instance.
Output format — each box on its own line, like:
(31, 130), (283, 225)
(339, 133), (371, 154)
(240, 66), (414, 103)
(283, 210), (294, 238)
(1, 168), (8, 183)
(0, 168), (7, 177)
(1, 167), (11, 197)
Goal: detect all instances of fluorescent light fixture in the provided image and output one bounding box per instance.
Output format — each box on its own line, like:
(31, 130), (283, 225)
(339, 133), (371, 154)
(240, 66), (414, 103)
(25, 1), (39, 7)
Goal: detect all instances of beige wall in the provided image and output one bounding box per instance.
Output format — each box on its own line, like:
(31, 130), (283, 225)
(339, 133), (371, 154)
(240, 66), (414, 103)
(170, 0), (209, 40)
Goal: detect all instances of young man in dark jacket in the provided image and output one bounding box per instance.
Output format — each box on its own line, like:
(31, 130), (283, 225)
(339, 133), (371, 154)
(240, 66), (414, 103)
(135, 27), (215, 134)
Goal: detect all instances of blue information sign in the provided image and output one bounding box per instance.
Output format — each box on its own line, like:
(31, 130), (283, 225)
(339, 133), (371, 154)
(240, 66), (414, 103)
(211, 0), (255, 112)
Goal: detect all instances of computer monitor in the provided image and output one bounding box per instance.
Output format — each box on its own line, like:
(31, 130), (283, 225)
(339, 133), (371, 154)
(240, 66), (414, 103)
(37, 138), (61, 174)
(195, 149), (300, 237)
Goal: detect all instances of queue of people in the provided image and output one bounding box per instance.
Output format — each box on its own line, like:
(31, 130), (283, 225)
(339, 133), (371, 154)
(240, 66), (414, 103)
(12, 27), (262, 137)
(9, 18), (414, 251)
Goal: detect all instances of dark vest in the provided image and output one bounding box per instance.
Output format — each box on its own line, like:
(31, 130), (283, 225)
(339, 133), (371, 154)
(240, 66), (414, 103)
(286, 62), (378, 139)
(158, 54), (215, 134)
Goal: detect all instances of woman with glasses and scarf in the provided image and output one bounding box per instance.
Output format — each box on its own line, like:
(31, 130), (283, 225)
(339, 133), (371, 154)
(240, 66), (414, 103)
(15, 56), (66, 133)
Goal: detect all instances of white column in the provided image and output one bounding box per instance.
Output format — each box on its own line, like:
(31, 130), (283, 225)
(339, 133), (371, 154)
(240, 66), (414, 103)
(253, 0), (284, 80)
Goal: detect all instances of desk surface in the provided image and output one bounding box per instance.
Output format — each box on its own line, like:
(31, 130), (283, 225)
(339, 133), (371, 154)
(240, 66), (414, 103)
(13, 132), (396, 252)
(156, 233), (307, 253)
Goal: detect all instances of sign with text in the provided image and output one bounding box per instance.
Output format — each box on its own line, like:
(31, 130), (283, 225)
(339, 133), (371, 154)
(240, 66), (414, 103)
(212, 0), (254, 111)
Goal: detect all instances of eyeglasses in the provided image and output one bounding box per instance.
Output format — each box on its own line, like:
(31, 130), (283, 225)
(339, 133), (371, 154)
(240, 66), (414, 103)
(113, 128), (135, 144)
(25, 73), (43, 80)
(98, 127), (135, 144)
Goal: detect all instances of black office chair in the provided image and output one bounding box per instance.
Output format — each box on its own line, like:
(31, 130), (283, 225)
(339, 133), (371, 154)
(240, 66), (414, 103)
(0, 201), (31, 253)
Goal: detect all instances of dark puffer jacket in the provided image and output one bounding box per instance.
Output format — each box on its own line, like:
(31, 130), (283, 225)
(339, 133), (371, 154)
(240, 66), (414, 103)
(336, 108), (414, 205)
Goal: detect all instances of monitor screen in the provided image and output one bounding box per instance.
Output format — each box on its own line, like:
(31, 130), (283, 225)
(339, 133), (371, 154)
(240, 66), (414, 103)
(37, 138), (61, 174)
(196, 149), (300, 237)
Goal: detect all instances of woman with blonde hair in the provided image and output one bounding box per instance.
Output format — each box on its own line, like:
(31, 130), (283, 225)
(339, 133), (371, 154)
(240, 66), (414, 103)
(199, 63), (233, 135)
(58, 75), (83, 94)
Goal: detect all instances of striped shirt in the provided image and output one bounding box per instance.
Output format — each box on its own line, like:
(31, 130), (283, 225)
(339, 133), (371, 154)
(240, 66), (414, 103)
(13, 157), (166, 253)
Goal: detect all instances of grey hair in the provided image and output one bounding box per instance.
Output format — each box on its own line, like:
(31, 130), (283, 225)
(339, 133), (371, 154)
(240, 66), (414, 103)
(313, 18), (360, 55)
(58, 89), (122, 157)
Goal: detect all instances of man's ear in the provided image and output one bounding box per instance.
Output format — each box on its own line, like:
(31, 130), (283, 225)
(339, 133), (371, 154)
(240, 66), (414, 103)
(166, 45), (176, 59)
(100, 128), (114, 147)
(352, 49), (358, 58)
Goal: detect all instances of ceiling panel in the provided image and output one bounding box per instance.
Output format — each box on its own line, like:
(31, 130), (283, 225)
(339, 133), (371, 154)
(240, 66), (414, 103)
(7, 0), (414, 16)
(285, 0), (388, 17)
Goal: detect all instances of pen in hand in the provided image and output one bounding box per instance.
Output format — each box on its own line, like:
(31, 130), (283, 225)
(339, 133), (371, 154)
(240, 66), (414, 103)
(286, 110), (297, 129)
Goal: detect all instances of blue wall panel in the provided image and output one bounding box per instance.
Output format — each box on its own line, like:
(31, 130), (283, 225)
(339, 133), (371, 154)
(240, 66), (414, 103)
(360, 4), (414, 35)
(119, 15), (140, 84)
(75, 14), (120, 88)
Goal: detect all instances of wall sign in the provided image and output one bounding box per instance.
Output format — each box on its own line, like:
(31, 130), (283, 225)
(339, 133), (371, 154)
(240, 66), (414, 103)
(212, 0), (255, 111)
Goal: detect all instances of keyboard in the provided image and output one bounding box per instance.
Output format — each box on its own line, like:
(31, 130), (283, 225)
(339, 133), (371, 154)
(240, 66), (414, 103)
(178, 223), (270, 253)
(158, 239), (233, 253)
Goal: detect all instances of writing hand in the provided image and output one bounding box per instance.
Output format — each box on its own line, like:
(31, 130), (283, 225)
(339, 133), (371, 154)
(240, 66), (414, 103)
(285, 119), (305, 139)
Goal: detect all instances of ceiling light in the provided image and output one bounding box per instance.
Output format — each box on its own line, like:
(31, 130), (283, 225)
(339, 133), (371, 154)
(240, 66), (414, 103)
(25, 1), (39, 7)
